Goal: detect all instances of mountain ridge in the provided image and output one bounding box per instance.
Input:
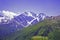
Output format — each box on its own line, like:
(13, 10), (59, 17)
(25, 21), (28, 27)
(0, 11), (46, 37)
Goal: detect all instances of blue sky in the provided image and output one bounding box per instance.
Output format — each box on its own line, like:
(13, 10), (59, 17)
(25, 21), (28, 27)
(0, 0), (60, 16)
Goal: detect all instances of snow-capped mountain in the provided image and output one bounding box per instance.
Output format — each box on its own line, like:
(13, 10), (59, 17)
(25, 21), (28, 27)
(0, 10), (47, 37)
(13, 12), (46, 28)
(0, 10), (46, 31)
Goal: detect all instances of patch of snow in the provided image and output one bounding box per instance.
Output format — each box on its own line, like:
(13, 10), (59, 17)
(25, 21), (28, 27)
(27, 12), (32, 16)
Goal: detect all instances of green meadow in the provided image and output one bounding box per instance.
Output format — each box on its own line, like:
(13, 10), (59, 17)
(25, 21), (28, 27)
(32, 36), (48, 40)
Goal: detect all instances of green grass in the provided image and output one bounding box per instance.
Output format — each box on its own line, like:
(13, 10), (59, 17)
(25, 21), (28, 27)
(32, 36), (48, 40)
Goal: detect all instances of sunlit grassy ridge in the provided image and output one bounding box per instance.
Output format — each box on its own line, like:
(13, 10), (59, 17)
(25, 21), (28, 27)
(1, 18), (60, 40)
(32, 36), (48, 40)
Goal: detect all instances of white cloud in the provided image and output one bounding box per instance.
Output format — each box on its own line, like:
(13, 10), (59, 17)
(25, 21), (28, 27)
(0, 10), (19, 23)
(2, 10), (18, 18)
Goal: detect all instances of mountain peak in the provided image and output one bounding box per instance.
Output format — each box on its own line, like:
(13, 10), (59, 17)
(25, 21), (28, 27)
(0, 11), (46, 31)
(13, 12), (46, 27)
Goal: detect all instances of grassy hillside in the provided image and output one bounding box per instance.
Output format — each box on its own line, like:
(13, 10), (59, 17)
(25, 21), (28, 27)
(1, 18), (60, 40)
